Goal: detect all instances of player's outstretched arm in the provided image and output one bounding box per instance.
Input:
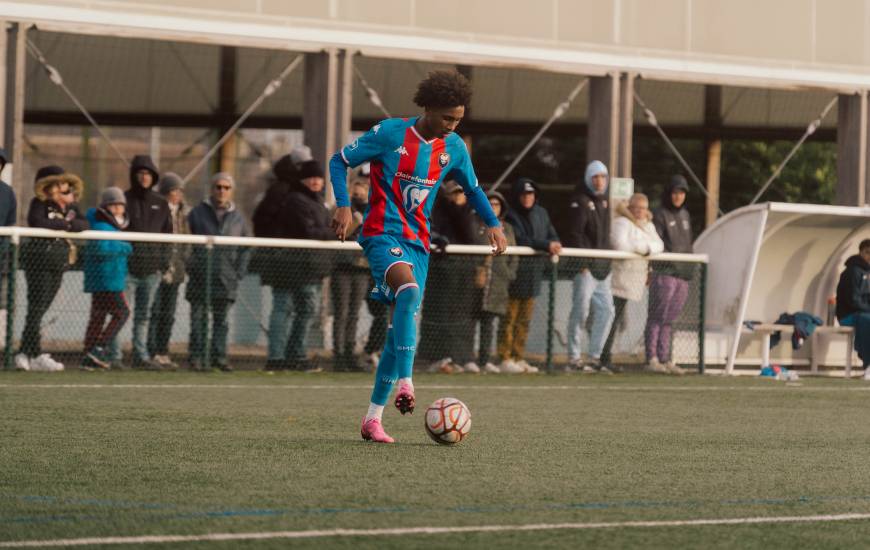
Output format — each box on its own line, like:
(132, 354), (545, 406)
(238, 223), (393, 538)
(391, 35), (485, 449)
(487, 225), (508, 256)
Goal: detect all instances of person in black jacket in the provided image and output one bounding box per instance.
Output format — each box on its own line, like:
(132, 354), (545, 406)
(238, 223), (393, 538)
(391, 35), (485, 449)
(499, 177), (561, 373)
(0, 148), (14, 355)
(646, 174), (694, 374)
(563, 160), (616, 373)
(266, 157), (334, 371)
(836, 239), (870, 371)
(16, 167), (88, 372)
(110, 155), (172, 370)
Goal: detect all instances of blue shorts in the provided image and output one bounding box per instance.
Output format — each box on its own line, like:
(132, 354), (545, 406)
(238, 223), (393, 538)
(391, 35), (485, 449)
(360, 234), (429, 305)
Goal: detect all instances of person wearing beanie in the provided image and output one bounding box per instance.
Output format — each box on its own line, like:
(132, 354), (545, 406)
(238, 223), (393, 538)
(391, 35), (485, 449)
(261, 157), (334, 372)
(15, 166), (88, 372)
(500, 177), (561, 374)
(646, 174), (695, 375)
(113, 154), (171, 370)
(146, 171), (190, 369)
(563, 160), (616, 374)
(185, 171), (250, 371)
(80, 188), (132, 370)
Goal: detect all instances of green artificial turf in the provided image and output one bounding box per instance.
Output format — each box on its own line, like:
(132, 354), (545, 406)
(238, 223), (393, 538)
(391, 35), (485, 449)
(2, 371), (870, 548)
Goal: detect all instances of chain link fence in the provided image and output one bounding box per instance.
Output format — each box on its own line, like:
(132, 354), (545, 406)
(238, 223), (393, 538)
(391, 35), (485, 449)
(0, 229), (707, 373)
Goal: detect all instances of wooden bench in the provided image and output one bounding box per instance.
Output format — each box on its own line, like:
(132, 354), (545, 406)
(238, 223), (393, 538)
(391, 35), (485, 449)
(747, 324), (855, 377)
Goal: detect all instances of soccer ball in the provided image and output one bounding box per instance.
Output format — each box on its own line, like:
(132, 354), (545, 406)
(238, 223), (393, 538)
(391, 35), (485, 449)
(424, 397), (471, 445)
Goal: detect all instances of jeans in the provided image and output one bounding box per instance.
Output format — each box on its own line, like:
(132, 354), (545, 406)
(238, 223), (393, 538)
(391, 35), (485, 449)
(364, 296), (387, 355)
(148, 281), (181, 355)
(567, 271), (615, 361)
(20, 270), (65, 357)
(330, 270), (369, 356)
(84, 292), (130, 351)
(645, 274), (689, 363)
(189, 297), (231, 364)
(268, 284), (319, 361)
(600, 296), (628, 365)
(840, 312), (870, 367)
(109, 272), (160, 361)
(477, 311), (500, 366)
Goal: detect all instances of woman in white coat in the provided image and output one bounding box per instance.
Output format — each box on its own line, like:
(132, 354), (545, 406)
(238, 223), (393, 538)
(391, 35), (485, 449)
(600, 193), (668, 372)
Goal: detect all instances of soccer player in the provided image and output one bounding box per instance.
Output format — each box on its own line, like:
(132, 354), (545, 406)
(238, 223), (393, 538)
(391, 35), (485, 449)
(330, 70), (508, 443)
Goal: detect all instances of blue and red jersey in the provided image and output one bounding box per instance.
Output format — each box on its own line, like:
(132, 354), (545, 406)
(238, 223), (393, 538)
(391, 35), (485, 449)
(330, 117), (498, 251)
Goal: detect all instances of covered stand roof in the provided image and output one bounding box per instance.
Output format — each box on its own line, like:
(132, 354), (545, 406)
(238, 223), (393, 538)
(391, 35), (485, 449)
(694, 202), (870, 373)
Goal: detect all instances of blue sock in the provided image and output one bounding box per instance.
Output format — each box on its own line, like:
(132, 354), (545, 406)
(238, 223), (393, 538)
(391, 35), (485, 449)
(370, 327), (397, 406)
(393, 283), (420, 380)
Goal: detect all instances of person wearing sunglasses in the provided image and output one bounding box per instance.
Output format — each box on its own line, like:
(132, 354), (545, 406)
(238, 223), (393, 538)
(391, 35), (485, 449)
(185, 172), (251, 372)
(16, 165), (88, 372)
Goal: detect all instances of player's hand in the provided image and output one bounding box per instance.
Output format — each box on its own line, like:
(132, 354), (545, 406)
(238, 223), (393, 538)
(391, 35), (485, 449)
(332, 207), (352, 242)
(548, 241), (562, 256)
(487, 226), (508, 256)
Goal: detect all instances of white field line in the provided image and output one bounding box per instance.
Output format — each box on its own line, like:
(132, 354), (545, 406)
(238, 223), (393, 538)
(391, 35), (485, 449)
(3, 513), (870, 547)
(1, 383), (870, 392)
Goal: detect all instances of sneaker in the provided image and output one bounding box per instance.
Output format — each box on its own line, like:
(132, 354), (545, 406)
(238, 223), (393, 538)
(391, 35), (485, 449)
(366, 352), (380, 370)
(665, 361), (685, 376)
(500, 359), (524, 374)
(80, 354), (108, 372)
(428, 357), (453, 374)
(154, 354), (179, 370)
(14, 353), (30, 371)
(31, 353), (64, 372)
(515, 359), (538, 373)
(864, 368), (870, 381)
(483, 362), (501, 374)
(449, 362), (465, 374)
(216, 361), (233, 372)
(394, 380), (416, 415)
(85, 347), (110, 369)
(463, 362), (481, 374)
(360, 417), (395, 443)
(132, 357), (163, 371)
(643, 359), (668, 373)
(598, 365), (614, 375)
(581, 365), (598, 373)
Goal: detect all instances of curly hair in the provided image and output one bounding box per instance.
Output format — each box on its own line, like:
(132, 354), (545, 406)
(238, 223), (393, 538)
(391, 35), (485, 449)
(413, 70), (472, 109)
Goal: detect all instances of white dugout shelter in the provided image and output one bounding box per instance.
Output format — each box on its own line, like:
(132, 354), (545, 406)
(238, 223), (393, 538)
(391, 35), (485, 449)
(696, 202), (870, 374)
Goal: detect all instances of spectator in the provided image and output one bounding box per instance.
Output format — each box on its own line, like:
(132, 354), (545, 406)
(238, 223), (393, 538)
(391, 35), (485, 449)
(0, 149), (14, 354)
(647, 174), (694, 374)
(564, 160), (616, 374)
(112, 155), (171, 370)
(81, 188), (132, 371)
(419, 179), (478, 372)
(147, 172), (190, 369)
(836, 238), (870, 373)
(330, 177), (370, 371)
(500, 177), (560, 374)
(16, 166), (88, 372)
(471, 190), (518, 373)
(270, 157), (334, 371)
(186, 173), (250, 371)
(601, 193), (664, 371)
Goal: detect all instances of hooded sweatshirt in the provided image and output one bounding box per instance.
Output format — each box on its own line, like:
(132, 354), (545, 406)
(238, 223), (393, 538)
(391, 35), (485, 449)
(125, 155), (172, 276)
(652, 175), (694, 280)
(83, 207), (132, 293)
(471, 191), (518, 315)
(836, 253), (870, 321)
(505, 177), (559, 299)
(563, 161), (611, 279)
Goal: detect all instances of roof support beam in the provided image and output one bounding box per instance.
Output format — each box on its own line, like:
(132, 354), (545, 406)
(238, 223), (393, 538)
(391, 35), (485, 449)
(836, 92), (869, 206)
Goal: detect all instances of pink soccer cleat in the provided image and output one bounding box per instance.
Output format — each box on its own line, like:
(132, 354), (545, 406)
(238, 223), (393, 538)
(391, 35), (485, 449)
(394, 381), (416, 415)
(360, 417), (395, 443)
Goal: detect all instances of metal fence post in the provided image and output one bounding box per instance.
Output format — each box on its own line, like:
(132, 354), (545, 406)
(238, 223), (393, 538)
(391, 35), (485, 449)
(698, 261), (707, 374)
(4, 232), (18, 371)
(204, 240), (213, 370)
(546, 254), (559, 374)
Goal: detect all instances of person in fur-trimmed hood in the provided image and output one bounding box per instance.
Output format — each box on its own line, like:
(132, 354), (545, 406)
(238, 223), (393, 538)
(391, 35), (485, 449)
(601, 193), (669, 373)
(16, 166), (88, 372)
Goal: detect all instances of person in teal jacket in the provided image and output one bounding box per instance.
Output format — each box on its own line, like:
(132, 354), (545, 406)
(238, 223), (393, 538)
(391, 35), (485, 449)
(81, 187), (132, 370)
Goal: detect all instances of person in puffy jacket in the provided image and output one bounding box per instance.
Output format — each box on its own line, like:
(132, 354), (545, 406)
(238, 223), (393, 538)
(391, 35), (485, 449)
(81, 187), (132, 370)
(16, 166), (88, 372)
(600, 193), (664, 372)
(836, 239), (870, 370)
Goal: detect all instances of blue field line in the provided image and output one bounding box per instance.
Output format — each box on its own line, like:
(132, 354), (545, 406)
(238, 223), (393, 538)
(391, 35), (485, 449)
(5, 494), (870, 526)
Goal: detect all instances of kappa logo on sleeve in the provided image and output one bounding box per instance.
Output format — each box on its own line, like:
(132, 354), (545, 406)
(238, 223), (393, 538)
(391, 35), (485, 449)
(372, 124), (381, 134)
(389, 247), (403, 258)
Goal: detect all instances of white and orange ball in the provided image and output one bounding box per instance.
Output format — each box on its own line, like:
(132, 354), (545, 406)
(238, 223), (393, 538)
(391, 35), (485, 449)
(424, 397), (471, 445)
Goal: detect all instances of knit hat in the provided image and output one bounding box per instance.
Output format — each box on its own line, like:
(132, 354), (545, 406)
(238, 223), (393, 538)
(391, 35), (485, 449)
(272, 154), (296, 182)
(100, 186), (126, 207)
(35, 165), (64, 182)
(298, 160), (324, 180)
(584, 160), (609, 195)
(212, 172), (235, 188)
(159, 172), (184, 195)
